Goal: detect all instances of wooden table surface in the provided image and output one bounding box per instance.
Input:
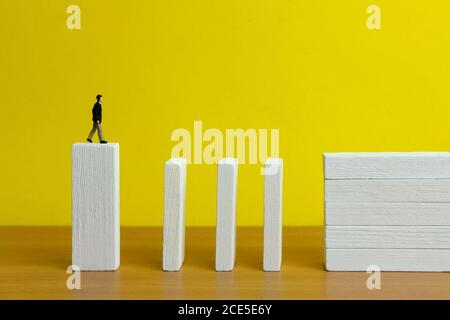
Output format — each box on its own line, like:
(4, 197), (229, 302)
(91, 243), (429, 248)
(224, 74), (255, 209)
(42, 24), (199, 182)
(1, 227), (450, 300)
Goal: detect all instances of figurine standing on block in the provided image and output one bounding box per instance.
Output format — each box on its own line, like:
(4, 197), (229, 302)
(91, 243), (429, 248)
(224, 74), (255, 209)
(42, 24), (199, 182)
(87, 94), (108, 144)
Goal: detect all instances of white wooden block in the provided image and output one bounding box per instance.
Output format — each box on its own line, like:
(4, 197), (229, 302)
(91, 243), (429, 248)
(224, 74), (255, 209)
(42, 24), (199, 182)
(264, 158), (283, 271)
(325, 179), (450, 203)
(324, 152), (450, 179)
(326, 226), (450, 249)
(72, 143), (120, 271)
(325, 202), (450, 226)
(216, 158), (238, 272)
(326, 249), (450, 272)
(163, 158), (187, 271)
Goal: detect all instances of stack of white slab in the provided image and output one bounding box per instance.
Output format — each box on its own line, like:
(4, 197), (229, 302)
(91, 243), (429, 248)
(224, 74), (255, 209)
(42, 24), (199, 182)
(324, 152), (450, 272)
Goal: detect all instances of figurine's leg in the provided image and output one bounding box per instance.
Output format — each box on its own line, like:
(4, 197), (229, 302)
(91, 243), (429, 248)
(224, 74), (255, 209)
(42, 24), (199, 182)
(87, 122), (97, 140)
(97, 123), (105, 141)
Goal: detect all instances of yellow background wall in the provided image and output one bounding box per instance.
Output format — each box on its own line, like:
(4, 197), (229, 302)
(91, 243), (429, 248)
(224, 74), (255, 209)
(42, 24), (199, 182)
(1, 1), (450, 226)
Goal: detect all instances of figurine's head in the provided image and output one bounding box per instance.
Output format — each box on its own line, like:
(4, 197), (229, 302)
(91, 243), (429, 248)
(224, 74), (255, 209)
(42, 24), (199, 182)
(96, 94), (103, 103)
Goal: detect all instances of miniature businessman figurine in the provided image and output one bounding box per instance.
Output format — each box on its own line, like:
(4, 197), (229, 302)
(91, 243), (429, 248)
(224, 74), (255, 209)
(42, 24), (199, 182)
(87, 94), (108, 144)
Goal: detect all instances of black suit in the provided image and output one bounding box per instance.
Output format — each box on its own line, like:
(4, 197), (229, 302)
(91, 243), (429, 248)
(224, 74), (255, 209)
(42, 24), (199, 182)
(92, 102), (102, 123)
(87, 101), (105, 141)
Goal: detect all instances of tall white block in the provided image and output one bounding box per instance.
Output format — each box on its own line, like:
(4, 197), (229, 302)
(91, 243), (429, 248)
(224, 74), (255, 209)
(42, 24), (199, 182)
(216, 158), (238, 272)
(72, 143), (120, 271)
(163, 158), (187, 271)
(263, 158), (283, 271)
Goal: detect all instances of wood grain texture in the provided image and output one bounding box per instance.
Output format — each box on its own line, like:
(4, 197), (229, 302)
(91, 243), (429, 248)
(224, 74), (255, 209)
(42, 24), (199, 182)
(326, 226), (450, 249)
(325, 202), (450, 226)
(216, 158), (238, 271)
(325, 179), (450, 203)
(326, 248), (450, 272)
(72, 143), (120, 271)
(3, 227), (450, 299)
(163, 158), (187, 271)
(324, 152), (450, 179)
(264, 158), (283, 272)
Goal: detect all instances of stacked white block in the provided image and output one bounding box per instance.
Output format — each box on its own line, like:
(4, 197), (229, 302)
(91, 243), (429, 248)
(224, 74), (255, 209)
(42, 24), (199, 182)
(163, 158), (187, 271)
(324, 152), (450, 272)
(216, 158), (238, 271)
(72, 143), (120, 271)
(264, 158), (283, 271)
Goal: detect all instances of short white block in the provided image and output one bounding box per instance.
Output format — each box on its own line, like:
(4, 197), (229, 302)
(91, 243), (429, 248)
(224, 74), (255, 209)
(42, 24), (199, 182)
(72, 143), (120, 271)
(326, 226), (450, 249)
(324, 152), (450, 179)
(216, 158), (238, 272)
(264, 158), (283, 271)
(325, 202), (450, 226)
(163, 158), (187, 271)
(326, 249), (450, 272)
(325, 179), (450, 203)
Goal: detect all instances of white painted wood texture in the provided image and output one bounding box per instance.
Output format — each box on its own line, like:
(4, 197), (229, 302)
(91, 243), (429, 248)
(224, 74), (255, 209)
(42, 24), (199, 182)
(263, 158), (283, 272)
(216, 158), (238, 272)
(326, 249), (450, 272)
(324, 152), (450, 179)
(326, 226), (450, 249)
(72, 143), (120, 271)
(324, 152), (450, 272)
(325, 202), (450, 226)
(325, 179), (450, 203)
(163, 158), (187, 271)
